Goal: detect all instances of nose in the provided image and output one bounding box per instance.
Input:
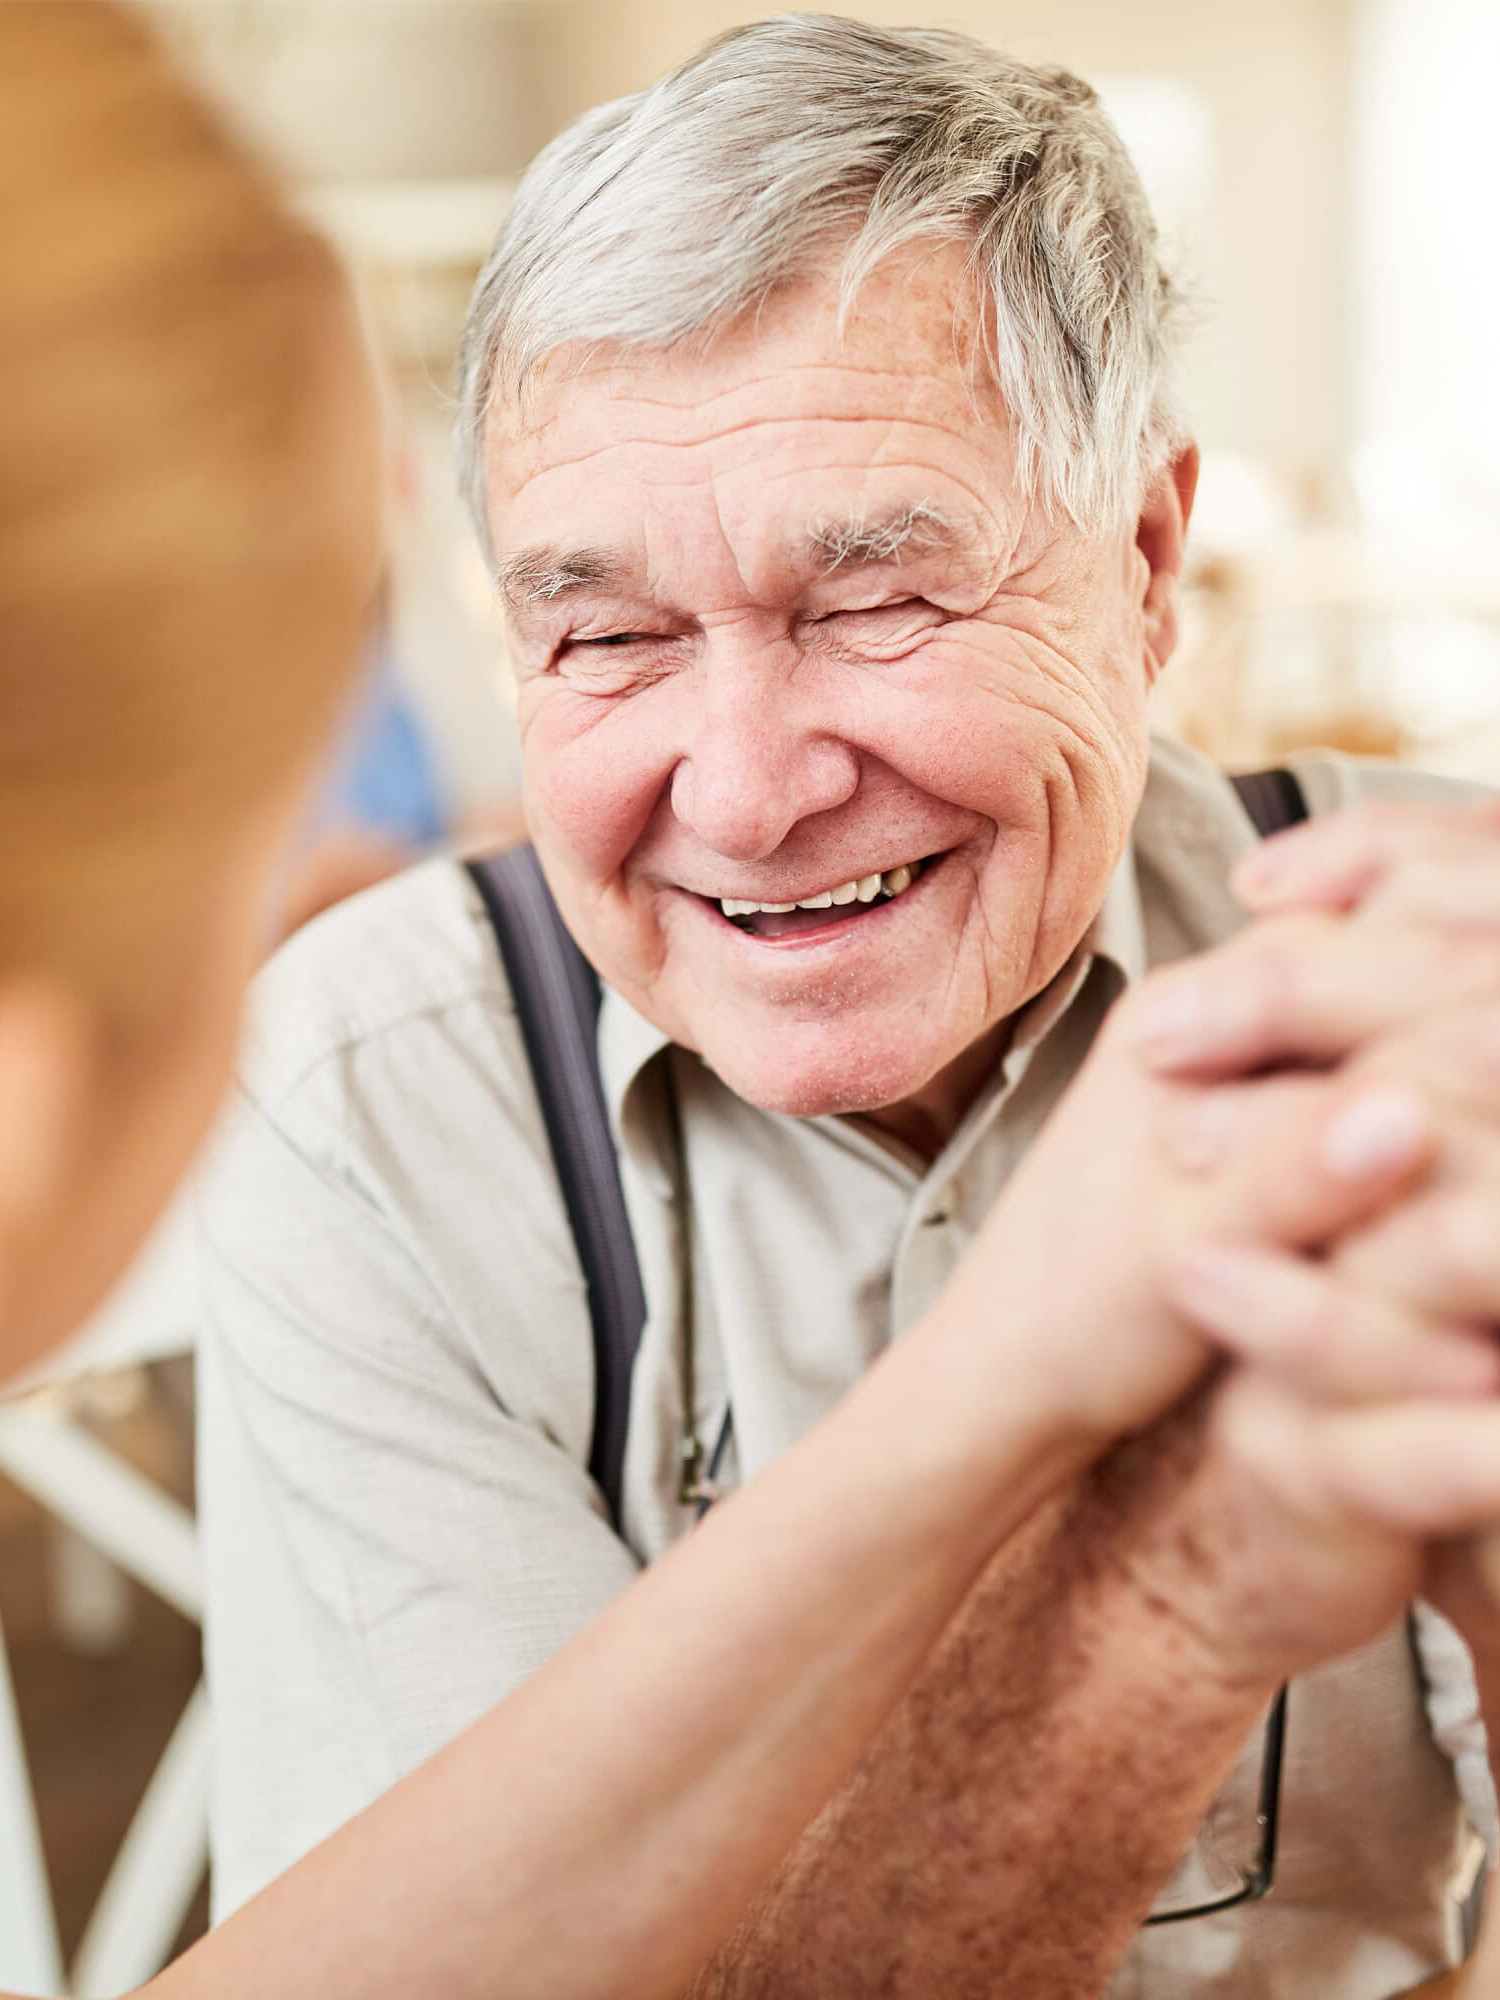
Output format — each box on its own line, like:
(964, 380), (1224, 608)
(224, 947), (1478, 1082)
(668, 646), (860, 863)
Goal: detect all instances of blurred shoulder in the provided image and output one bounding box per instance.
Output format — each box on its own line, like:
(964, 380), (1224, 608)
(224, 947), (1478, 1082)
(1283, 749), (1496, 815)
(1135, 737), (1497, 960)
(1142, 734), (1495, 844)
(240, 854), (516, 1117)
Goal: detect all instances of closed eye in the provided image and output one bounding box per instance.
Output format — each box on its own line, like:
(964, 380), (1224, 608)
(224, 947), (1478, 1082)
(800, 598), (948, 651)
(551, 627), (682, 692)
(810, 597), (934, 623)
(842, 597), (918, 615)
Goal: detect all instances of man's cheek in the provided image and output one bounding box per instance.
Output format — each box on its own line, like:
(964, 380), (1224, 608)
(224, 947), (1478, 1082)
(524, 717), (663, 883)
(888, 704), (1065, 839)
(893, 633), (1116, 806)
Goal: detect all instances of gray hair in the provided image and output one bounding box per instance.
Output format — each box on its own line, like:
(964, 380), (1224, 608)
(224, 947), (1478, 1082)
(458, 14), (1187, 547)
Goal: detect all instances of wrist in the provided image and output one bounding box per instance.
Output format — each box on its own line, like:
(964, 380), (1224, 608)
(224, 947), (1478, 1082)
(858, 1301), (1107, 1572)
(1424, 1546), (1500, 1724)
(930, 1453), (1279, 1815)
(1057, 1396), (1360, 1705)
(1081, 1390), (1432, 1700)
(1057, 1455), (1287, 1711)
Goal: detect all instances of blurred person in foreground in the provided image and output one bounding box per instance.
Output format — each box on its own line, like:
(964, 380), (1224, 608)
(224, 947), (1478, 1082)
(179, 13), (1500, 1997)
(15, 8), (1499, 1997)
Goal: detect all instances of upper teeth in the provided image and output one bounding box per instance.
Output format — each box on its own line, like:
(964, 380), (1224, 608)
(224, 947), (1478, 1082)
(721, 861), (919, 919)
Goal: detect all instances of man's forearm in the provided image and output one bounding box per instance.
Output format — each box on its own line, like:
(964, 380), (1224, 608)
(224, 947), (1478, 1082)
(689, 1424), (1278, 2000)
(151, 1298), (1092, 2000)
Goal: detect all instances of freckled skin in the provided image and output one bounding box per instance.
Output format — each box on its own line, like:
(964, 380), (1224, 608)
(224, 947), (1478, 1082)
(487, 244), (1194, 1153)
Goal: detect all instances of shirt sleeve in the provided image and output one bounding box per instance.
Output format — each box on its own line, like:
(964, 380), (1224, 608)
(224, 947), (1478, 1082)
(196, 1030), (641, 1918)
(1412, 1600), (1499, 1864)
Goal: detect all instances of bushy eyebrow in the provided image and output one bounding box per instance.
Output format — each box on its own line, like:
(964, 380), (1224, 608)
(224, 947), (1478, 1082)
(805, 501), (966, 573)
(496, 545), (622, 611)
(497, 500), (972, 616)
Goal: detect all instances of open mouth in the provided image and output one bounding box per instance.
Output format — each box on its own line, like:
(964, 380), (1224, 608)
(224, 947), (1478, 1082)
(716, 856), (933, 940)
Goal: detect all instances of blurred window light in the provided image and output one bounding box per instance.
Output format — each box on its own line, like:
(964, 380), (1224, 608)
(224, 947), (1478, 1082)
(1191, 451), (1295, 557)
(1094, 77), (1214, 246)
(149, 0), (537, 185)
(300, 179), (514, 272)
(1353, 0), (1500, 532)
(1350, 434), (1451, 525)
(1377, 616), (1500, 741)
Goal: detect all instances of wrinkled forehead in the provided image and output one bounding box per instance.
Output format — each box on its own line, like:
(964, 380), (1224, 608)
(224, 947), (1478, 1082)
(481, 246), (1032, 575)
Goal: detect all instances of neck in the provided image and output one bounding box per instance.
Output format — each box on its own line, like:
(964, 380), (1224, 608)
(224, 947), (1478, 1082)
(858, 1019), (1013, 1166)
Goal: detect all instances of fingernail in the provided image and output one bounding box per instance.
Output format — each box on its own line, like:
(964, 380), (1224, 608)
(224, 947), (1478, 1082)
(1321, 1084), (1430, 1179)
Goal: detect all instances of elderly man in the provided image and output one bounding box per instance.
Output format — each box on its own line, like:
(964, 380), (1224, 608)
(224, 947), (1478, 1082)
(199, 18), (1500, 1995)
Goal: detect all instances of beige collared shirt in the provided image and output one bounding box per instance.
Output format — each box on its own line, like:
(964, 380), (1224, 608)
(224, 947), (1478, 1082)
(197, 737), (1493, 1990)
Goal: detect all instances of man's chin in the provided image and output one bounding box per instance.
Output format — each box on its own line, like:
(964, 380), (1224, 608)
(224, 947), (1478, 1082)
(695, 1034), (942, 1123)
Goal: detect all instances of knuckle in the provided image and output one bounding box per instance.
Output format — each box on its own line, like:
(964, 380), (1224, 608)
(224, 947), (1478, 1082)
(1258, 908), (1336, 956)
(1287, 1284), (1350, 1369)
(1338, 797), (1403, 839)
(1428, 928), (1500, 998)
(1420, 1199), (1497, 1302)
(1350, 796), (1458, 837)
(1235, 912), (1332, 1025)
(1113, 965), (1173, 1037)
(1099, 980), (1157, 1061)
(1356, 1007), (1500, 1108)
(1440, 1004), (1500, 1090)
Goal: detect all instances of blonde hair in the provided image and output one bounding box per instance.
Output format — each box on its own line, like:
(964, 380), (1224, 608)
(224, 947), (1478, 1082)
(0, 1), (378, 1036)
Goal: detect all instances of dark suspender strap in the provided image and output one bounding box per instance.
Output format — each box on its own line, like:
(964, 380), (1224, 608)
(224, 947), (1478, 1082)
(465, 845), (647, 1530)
(1230, 766), (1307, 838)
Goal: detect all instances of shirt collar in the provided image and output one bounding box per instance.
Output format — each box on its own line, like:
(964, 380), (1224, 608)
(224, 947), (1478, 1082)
(599, 980), (672, 1148)
(1087, 836), (1149, 990)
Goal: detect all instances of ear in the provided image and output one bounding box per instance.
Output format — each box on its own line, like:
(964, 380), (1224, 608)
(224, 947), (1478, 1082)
(0, 978), (97, 1256)
(1136, 443), (1200, 684)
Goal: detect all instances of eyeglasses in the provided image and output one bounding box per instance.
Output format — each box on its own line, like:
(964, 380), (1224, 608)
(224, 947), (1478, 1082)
(1144, 1685), (1288, 1926)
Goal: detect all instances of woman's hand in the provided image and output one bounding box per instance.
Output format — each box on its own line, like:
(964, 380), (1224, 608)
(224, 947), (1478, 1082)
(1150, 797), (1500, 1670)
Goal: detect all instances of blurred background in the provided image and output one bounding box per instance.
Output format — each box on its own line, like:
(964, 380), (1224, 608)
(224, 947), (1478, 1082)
(152, 0), (1500, 792)
(0, 2), (1496, 1993)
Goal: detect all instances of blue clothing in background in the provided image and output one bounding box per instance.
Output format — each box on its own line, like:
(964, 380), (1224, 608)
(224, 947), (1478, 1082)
(311, 647), (448, 849)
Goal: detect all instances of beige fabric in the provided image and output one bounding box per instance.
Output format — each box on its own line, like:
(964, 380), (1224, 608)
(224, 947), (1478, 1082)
(1110, 1624), (1475, 1997)
(197, 737), (1492, 1990)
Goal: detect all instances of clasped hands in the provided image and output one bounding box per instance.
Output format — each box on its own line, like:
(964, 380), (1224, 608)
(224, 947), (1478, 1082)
(968, 795), (1500, 1692)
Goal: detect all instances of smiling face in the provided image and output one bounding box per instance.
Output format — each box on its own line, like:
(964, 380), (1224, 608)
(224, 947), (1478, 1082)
(487, 243), (1194, 1150)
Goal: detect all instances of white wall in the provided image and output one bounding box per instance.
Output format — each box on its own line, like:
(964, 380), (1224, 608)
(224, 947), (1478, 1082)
(151, 0), (547, 182)
(1352, 0), (1500, 557)
(153, 1), (1358, 498)
(528, 0), (1357, 499)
